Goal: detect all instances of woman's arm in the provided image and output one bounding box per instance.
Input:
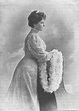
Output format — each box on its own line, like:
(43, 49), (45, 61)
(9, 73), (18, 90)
(27, 34), (52, 62)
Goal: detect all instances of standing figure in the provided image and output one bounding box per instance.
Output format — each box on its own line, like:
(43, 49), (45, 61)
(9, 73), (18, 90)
(8, 10), (59, 111)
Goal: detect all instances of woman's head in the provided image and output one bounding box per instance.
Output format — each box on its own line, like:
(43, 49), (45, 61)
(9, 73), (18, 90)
(28, 10), (46, 29)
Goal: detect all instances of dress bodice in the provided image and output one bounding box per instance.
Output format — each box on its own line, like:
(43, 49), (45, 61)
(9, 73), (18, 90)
(24, 29), (47, 61)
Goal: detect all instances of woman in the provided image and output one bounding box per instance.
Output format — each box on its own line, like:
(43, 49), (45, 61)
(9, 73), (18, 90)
(8, 10), (58, 111)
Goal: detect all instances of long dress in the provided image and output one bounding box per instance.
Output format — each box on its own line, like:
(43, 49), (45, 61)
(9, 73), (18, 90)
(8, 28), (57, 111)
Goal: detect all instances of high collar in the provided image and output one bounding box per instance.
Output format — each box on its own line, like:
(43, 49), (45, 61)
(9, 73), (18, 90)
(31, 28), (39, 34)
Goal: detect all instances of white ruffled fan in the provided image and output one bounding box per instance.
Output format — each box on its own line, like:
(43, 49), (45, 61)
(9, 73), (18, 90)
(39, 49), (63, 93)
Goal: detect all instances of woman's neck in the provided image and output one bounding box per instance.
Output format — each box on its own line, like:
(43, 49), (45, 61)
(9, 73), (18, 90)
(31, 28), (39, 33)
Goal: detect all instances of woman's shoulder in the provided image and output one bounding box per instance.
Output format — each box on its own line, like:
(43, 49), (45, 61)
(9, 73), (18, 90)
(25, 32), (37, 42)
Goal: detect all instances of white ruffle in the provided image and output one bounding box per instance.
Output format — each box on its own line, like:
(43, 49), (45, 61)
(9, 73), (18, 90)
(39, 49), (63, 93)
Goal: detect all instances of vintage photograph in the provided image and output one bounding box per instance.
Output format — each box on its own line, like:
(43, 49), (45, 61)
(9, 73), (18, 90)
(0, 0), (79, 111)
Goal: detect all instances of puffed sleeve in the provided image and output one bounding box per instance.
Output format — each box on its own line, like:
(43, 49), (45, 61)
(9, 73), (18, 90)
(27, 34), (51, 62)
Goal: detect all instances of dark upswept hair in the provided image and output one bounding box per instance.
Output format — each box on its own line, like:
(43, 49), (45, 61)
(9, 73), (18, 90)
(28, 10), (46, 28)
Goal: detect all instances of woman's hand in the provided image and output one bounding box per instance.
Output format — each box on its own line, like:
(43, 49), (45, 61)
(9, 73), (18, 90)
(49, 51), (53, 59)
(46, 51), (53, 61)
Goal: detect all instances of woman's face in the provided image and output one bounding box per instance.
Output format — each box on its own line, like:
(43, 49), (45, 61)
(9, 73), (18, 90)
(34, 19), (45, 31)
